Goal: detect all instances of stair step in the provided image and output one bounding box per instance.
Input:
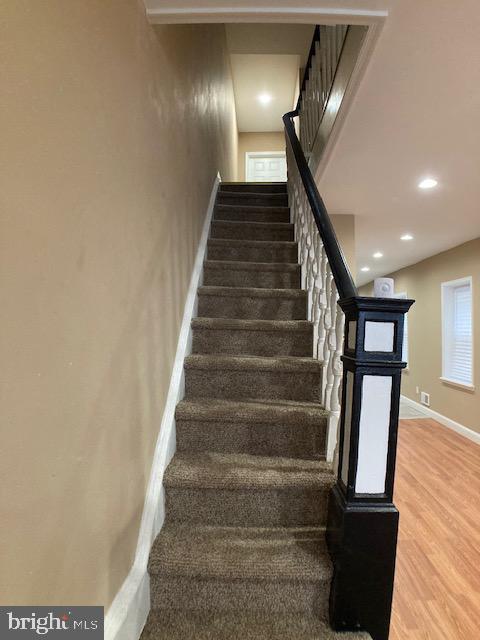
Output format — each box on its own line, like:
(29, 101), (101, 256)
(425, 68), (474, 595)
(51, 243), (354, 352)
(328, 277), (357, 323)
(203, 260), (300, 290)
(198, 286), (307, 320)
(141, 610), (371, 640)
(175, 398), (327, 459)
(184, 354), (322, 402)
(220, 182), (287, 194)
(215, 204), (289, 222)
(191, 318), (312, 357)
(141, 177), (364, 638)
(211, 220), (294, 242)
(164, 453), (334, 526)
(217, 191), (288, 207)
(148, 525), (331, 617)
(149, 524), (330, 580)
(207, 238), (298, 264)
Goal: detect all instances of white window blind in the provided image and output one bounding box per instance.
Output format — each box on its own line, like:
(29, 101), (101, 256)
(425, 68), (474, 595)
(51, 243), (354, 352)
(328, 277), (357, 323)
(450, 285), (472, 383)
(442, 279), (473, 386)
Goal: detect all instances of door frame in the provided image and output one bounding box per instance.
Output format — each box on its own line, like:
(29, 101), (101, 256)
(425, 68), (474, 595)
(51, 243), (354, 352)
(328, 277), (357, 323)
(245, 151), (287, 182)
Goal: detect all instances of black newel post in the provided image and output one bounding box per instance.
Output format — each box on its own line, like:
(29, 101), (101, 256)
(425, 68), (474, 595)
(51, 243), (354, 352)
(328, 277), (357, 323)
(327, 295), (414, 640)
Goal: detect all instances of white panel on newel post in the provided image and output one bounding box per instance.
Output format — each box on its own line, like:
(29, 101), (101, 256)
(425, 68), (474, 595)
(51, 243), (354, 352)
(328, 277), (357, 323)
(355, 375), (392, 494)
(364, 321), (394, 352)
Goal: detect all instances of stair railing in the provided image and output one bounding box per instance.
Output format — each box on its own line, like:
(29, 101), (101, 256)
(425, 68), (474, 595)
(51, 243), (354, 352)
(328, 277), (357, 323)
(298, 25), (348, 158)
(284, 110), (354, 464)
(284, 25), (414, 640)
(296, 24), (368, 170)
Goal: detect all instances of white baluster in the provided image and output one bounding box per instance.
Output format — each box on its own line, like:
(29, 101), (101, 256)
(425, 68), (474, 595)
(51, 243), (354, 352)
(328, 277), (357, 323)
(331, 292), (344, 414)
(324, 273), (337, 411)
(326, 285), (344, 463)
(321, 267), (333, 402)
(317, 246), (328, 360)
(311, 235), (323, 358)
(285, 133), (348, 466)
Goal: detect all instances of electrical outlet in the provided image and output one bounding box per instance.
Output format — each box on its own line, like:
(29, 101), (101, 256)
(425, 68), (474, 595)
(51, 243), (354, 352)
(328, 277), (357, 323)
(415, 386), (420, 394)
(420, 391), (430, 407)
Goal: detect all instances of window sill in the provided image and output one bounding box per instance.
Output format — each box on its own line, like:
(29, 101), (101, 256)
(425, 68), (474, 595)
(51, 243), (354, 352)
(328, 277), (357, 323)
(439, 377), (475, 392)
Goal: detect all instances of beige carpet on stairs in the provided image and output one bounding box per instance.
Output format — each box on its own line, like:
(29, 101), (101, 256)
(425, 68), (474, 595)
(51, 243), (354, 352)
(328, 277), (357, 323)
(140, 182), (370, 639)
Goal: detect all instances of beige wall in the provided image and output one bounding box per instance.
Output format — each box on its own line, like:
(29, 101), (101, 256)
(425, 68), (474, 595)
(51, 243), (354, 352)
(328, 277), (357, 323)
(331, 215), (356, 282)
(0, 1), (237, 607)
(237, 132), (285, 181)
(359, 239), (480, 434)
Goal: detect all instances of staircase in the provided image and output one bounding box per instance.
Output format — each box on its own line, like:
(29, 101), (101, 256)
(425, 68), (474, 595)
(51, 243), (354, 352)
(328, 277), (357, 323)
(140, 182), (370, 639)
(137, 23), (412, 639)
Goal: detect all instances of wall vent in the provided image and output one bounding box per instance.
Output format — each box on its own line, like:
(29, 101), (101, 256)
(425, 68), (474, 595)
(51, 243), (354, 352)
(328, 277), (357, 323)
(420, 391), (430, 407)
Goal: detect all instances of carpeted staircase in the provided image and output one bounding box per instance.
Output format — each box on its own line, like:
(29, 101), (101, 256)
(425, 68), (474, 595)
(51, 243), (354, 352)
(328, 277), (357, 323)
(141, 183), (370, 639)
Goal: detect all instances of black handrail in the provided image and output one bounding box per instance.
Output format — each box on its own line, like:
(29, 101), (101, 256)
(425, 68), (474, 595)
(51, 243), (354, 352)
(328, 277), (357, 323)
(283, 110), (358, 300)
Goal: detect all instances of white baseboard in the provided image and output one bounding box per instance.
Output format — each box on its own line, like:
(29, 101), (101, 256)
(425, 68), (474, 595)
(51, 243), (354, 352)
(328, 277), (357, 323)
(104, 173), (221, 640)
(400, 395), (480, 446)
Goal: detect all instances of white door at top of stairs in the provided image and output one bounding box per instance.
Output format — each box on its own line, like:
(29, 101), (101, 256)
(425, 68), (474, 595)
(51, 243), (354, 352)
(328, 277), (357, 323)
(246, 151), (287, 182)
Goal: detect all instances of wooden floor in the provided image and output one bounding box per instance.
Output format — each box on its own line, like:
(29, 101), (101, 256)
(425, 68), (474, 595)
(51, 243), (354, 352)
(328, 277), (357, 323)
(390, 418), (480, 639)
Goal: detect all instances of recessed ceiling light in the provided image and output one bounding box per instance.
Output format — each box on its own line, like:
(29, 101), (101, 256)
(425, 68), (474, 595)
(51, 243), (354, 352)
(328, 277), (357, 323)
(400, 234), (413, 241)
(257, 92), (272, 105)
(361, 266), (370, 272)
(418, 177), (438, 189)
(373, 252), (383, 259)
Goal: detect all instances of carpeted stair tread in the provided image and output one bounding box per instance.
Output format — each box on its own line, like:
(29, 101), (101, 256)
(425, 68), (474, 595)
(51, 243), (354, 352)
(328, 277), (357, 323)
(207, 238), (298, 264)
(211, 220), (294, 241)
(164, 452), (332, 491)
(175, 398), (327, 459)
(164, 455), (331, 526)
(204, 260), (300, 274)
(217, 192), (288, 206)
(184, 353), (322, 402)
(198, 285), (305, 300)
(191, 317), (312, 357)
(184, 353), (322, 373)
(148, 524), (331, 581)
(218, 191), (288, 199)
(220, 182), (287, 193)
(214, 204), (290, 223)
(203, 260), (300, 289)
(141, 611), (371, 640)
(197, 286), (307, 320)
(176, 397), (327, 425)
(212, 220), (293, 232)
(191, 317), (312, 333)
(215, 204), (289, 215)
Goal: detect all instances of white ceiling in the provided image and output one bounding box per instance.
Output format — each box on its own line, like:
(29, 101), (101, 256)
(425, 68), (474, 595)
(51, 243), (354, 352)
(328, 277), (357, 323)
(227, 25), (313, 133)
(230, 53), (300, 132)
(318, 0), (480, 285)
(226, 24), (314, 67)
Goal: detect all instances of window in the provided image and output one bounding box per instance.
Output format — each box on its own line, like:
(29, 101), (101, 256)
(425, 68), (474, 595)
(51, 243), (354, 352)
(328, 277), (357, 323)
(396, 292), (408, 365)
(441, 277), (473, 388)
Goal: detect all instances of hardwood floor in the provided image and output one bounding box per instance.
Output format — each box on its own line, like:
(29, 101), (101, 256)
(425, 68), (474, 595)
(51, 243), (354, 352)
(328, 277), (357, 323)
(390, 418), (480, 639)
